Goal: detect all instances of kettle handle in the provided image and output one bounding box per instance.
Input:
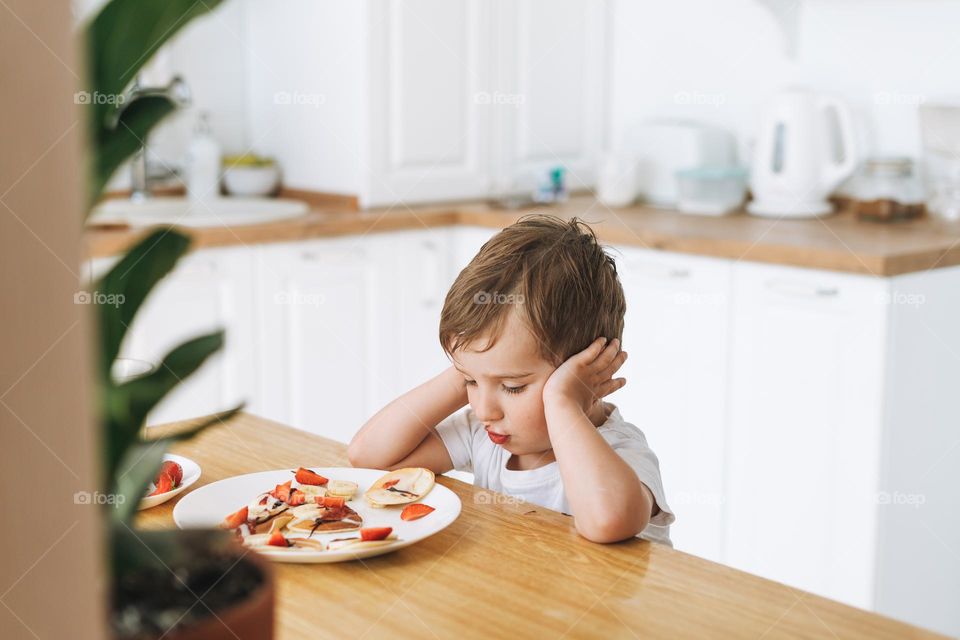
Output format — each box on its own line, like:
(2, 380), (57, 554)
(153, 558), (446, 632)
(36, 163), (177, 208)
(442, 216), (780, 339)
(819, 96), (857, 191)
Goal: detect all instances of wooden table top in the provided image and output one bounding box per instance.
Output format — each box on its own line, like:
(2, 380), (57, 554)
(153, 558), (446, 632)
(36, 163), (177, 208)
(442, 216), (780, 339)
(86, 195), (960, 276)
(137, 413), (941, 639)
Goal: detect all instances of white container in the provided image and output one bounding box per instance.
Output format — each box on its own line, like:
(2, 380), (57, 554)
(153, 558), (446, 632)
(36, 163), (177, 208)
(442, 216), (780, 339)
(676, 166), (748, 216)
(223, 165), (281, 197)
(595, 155), (639, 207)
(185, 112), (221, 203)
(624, 119), (738, 207)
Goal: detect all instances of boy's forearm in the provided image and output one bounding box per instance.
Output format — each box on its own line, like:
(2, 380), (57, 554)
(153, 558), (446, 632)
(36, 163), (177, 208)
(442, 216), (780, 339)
(348, 366), (467, 468)
(544, 399), (653, 543)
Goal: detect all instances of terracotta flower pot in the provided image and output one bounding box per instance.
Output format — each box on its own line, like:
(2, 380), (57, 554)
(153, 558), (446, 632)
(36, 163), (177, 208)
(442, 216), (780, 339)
(112, 528), (274, 640)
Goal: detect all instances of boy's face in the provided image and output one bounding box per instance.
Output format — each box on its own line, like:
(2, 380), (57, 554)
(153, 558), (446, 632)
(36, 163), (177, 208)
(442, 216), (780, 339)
(452, 311), (557, 460)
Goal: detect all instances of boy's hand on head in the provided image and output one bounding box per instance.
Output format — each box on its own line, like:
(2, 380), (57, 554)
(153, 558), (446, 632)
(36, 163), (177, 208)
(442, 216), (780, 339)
(543, 337), (628, 415)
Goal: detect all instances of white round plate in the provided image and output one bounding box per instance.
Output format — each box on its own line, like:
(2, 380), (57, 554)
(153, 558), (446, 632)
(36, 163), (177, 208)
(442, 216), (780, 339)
(172, 468), (462, 563)
(138, 454), (202, 511)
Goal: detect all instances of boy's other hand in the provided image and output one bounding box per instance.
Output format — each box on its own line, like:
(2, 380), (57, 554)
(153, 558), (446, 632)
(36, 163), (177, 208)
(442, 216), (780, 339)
(543, 337), (628, 414)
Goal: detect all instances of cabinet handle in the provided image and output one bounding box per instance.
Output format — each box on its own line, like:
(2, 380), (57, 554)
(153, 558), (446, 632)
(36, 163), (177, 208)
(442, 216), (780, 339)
(180, 261), (218, 276)
(624, 262), (691, 279)
(764, 279), (839, 298)
(300, 247), (365, 263)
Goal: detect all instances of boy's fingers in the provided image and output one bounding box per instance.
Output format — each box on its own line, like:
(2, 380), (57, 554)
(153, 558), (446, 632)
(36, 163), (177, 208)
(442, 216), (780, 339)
(599, 377), (627, 398)
(600, 350), (628, 379)
(581, 336), (608, 363)
(594, 338), (621, 369)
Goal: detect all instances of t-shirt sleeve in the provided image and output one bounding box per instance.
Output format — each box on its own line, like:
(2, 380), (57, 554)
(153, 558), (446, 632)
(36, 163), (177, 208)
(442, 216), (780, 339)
(434, 407), (475, 474)
(599, 424), (676, 539)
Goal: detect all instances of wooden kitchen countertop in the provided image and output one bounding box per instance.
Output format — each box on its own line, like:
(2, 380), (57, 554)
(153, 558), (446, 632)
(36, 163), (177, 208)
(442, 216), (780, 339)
(137, 413), (941, 639)
(85, 195), (960, 276)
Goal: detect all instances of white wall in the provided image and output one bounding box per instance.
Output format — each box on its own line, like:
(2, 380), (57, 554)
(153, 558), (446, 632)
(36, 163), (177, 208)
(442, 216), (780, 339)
(243, 0), (364, 194)
(609, 0), (960, 161)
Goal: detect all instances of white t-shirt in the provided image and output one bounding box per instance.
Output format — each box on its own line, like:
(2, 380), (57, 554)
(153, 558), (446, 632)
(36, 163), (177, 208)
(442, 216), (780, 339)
(435, 402), (675, 545)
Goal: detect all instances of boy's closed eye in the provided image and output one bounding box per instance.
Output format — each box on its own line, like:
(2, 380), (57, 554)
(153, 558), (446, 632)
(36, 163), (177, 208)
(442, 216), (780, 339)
(462, 378), (529, 394)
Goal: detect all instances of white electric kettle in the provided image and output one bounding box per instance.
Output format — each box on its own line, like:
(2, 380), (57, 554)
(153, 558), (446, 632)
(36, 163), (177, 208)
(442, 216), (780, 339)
(748, 89), (857, 217)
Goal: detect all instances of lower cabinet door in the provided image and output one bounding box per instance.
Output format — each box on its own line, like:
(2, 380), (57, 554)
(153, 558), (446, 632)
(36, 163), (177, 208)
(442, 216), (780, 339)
(256, 237), (380, 444)
(725, 262), (887, 610)
(609, 247), (732, 562)
(121, 247), (257, 426)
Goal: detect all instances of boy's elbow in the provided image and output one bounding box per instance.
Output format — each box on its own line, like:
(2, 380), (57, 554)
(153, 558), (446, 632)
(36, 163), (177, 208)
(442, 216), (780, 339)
(575, 515), (644, 544)
(346, 439), (375, 469)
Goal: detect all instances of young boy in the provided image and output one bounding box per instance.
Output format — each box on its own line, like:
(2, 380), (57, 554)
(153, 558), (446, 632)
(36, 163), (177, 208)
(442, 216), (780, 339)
(348, 215), (674, 544)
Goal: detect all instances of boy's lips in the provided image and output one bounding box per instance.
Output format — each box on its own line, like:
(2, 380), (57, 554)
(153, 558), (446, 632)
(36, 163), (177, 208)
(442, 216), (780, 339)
(485, 428), (510, 445)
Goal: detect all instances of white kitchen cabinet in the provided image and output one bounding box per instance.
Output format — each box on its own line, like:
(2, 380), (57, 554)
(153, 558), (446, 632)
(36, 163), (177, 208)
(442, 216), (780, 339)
(490, 0), (608, 194)
(365, 0), (493, 205)
(367, 229), (458, 400)
(245, 1), (607, 206)
(119, 246), (258, 426)
(724, 262), (888, 610)
(255, 236), (385, 443)
(255, 230), (456, 445)
(609, 247), (731, 563)
(450, 225), (498, 280)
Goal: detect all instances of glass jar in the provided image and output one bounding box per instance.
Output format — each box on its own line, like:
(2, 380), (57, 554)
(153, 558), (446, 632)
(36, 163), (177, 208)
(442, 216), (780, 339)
(849, 158), (925, 222)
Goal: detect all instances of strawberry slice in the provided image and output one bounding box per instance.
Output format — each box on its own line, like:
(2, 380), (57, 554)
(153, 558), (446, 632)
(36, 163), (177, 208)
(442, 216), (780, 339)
(267, 530), (289, 547)
(148, 472), (173, 496)
(294, 467), (329, 486)
(383, 479), (400, 489)
(287, 489), (306, 506)
(270, 480), (292, 502)
(360, 527), (392, 542)
(159, 461), (183, 487)
(316, 495), (345, 509)
(221, 506), (248, 530)
(400, 503), (435, 521)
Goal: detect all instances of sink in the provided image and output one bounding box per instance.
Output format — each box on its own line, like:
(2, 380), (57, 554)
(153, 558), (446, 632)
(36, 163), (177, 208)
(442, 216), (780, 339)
(89, 197), (310, 228)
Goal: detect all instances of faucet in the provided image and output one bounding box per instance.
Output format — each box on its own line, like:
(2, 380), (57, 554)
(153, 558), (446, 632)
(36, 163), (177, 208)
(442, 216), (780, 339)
(110, 75), (192, 201)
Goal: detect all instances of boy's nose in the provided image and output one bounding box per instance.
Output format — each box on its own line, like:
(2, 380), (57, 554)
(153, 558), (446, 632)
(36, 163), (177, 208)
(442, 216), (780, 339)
(472, 388), (503, 423)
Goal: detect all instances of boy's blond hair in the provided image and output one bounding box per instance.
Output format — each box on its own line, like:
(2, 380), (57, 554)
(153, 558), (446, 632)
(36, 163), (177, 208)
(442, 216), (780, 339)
(440, 215), (626, 366)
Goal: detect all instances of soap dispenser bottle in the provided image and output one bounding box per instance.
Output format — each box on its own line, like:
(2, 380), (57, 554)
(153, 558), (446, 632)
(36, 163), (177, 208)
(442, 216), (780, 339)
(186, 111), (221, 203)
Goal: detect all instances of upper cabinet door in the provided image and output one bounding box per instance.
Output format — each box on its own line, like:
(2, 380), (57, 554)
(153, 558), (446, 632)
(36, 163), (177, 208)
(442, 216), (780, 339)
(492, 0), (607, 194)
(724, 262), (888, 610)
(365, 0), (493, 206)
(609, 247), (732, 563)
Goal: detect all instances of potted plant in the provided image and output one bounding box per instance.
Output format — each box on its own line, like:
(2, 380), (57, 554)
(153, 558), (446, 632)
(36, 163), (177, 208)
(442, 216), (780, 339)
(83, 1), (274, 637)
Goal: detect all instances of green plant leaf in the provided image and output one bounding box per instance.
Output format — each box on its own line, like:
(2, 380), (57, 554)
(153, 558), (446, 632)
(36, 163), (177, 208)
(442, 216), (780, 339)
(105, 331), (227, 481)
(88, 95), (176, 209)
(110, 404), (243, 525)
(96, 228), (191, 379)
(88, 0), (224, 104)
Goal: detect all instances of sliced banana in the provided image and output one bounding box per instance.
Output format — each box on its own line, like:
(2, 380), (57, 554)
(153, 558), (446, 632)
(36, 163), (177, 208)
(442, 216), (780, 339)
(297, 484), (327, 498)
(326, 479), (358, 499)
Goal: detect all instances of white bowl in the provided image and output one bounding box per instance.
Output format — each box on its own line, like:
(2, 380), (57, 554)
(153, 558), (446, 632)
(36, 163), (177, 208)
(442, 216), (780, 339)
(223, 165), (280, 197)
